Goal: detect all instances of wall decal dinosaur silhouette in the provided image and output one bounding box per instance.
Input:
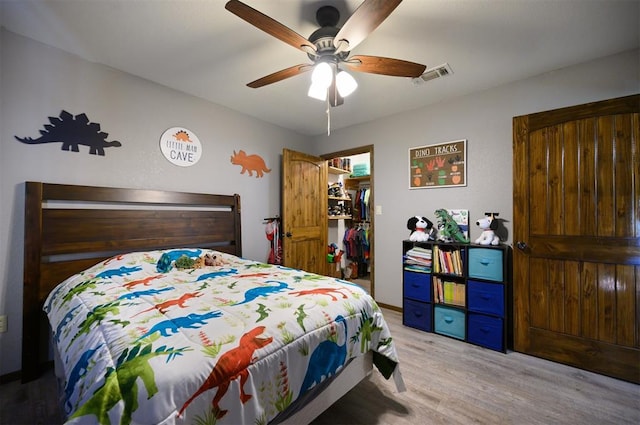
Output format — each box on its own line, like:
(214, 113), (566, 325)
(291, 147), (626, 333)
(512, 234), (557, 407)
(179, 326), (273, 419)
(299, 315), (348, 394)
(15, 110), (122, 156)
(230, 150), (271, 178)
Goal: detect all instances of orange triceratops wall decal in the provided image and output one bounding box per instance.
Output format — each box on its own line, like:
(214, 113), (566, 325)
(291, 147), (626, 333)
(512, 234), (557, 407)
(230, 150), (271, 178)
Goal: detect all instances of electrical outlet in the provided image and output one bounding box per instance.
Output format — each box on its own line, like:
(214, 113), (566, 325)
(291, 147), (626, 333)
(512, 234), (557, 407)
(0, 315), (7, 333)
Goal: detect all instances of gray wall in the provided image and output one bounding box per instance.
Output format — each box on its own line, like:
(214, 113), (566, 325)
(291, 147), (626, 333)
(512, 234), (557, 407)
(1, 26), (638, 376)
(312, 48), (639, 310)
(0, 30), (308, 375)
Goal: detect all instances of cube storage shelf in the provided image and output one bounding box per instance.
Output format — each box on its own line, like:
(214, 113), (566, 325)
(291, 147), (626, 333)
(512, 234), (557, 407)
(402, 240), (512, 352)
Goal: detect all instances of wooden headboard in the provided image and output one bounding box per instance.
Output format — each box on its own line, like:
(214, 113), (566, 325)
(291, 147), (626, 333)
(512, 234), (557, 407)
(22, 182), (242, 382)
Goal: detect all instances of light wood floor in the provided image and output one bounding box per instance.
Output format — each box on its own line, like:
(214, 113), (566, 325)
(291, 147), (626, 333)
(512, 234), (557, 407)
(1, 308), (638, 424)
(313, 309), (640, 424)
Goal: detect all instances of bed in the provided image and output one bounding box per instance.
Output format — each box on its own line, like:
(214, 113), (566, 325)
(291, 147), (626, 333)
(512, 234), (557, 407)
(22, 181), (404, 424)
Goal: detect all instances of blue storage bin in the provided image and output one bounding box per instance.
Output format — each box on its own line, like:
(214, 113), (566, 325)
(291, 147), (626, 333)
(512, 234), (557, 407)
(468, 248), (503, 281)
(434, 305), (465, 340)
(467, 280), (504, 316)
(467, 313), (504, 351)
(403, 271), (431, 302)
(403, 299), (432, 331)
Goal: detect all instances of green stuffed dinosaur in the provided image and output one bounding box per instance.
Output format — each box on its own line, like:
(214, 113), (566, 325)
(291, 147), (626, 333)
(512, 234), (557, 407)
(434, 209), (469, 243)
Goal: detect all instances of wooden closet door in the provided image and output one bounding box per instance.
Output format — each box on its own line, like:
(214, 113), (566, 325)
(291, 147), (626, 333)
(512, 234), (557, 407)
(513, 95), (640, 383)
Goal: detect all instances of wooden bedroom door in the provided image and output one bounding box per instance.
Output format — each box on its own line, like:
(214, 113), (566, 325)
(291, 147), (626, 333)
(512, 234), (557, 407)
(281, 148), (328, 274)
(513, 94), (640, 383)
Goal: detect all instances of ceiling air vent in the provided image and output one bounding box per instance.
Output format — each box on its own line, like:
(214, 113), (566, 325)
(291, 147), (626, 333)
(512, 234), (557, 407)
(412, 63), (453, 85)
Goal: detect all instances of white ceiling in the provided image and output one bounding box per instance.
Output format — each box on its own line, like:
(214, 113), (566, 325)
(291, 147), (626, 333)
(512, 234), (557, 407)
(2, 0), (638, 136)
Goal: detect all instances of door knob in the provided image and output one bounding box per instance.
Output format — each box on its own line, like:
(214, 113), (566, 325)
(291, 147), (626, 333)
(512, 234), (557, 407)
(285, 232), (292, 238)
(516, 241), (528, 251)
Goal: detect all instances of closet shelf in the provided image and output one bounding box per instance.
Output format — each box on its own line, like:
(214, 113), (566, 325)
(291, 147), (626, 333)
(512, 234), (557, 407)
(329, 215), (352, 220)
(329, 166), (351, 175)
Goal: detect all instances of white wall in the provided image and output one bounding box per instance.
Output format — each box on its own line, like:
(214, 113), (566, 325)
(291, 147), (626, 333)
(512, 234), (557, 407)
(0, 30), (308, 376)
(312, 48), (639, 309)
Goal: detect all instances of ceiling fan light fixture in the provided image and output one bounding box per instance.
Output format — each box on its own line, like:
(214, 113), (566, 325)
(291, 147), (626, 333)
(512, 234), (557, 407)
(311, 62), (333, 88)
(336, 70), (357, 97)
(308, 82), (328, 101)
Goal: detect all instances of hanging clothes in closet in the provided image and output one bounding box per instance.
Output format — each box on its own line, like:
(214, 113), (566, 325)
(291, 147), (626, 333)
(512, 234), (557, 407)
(351, 187), (370, 222)
(343, 223), (370, 278)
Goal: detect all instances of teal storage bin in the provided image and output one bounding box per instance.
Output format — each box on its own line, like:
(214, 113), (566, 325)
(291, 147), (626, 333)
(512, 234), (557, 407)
(468, 247), (503, 282)
(434, 305), (465, 340)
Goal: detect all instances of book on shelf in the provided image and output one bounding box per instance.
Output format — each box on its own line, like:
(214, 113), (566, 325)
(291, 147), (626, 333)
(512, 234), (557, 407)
(433, 276), (465, 306)
(435, 247), (463, 275)
(404, 245), (433, 271)
(405, 247), (432, 259)
(443, 281), (465, 306)
(433, 276), (444, 303)
(406, 246), (432, 255)
(403, 264), (431, 273)
(447, 209), (469, 240)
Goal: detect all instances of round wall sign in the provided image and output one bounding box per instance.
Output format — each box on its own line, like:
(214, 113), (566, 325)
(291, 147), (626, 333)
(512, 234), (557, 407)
(159, 127), (202, 167)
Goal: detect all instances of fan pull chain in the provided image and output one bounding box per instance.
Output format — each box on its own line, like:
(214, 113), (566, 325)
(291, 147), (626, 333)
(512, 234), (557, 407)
(326, 96), (331, 136)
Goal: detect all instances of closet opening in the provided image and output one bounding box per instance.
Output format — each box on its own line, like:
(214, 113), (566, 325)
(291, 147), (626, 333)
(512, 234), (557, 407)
(322, 145), (374, 297)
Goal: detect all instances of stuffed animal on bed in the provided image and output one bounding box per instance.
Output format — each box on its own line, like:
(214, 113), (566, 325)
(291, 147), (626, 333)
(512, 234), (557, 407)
(474, 212), (501, 245)
(407, 216), (435, 242)
(203, 253), (227, 266)
(157, 251), (226, 272)
(192, 253), (227, 268)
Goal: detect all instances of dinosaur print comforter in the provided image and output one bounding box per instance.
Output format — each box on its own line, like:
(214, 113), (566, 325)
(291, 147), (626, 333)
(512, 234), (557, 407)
(44, 249), (401, 425)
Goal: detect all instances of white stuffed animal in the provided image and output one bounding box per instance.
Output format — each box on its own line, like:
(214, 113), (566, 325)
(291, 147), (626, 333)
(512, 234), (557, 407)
(475, 213), (500, 245)
(407, 216), (435, 242)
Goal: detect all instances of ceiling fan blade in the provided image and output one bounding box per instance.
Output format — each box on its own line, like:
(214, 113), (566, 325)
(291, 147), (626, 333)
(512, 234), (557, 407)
(247, 64), (313, 88)
(345, 55), (426, 78)
(333, 0), (402, 54)
(225, 0), (316, 55)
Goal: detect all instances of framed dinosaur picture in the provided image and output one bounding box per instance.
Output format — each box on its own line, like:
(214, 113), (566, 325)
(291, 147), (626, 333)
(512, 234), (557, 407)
(408, 139), (467, 189)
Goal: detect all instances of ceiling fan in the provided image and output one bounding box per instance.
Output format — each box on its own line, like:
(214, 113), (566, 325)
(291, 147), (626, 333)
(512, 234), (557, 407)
(225, 0), (427, 107)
